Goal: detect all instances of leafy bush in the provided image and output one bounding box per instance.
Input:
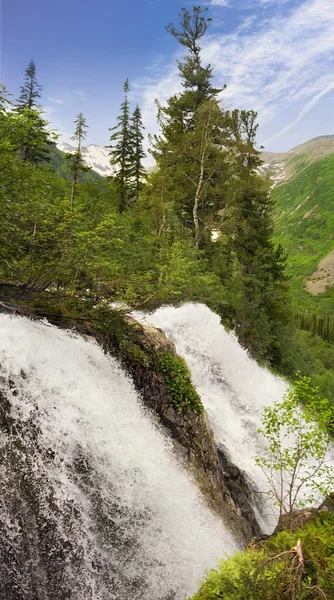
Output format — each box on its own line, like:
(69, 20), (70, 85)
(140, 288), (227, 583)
(158, 352), (204, 414)
(256, 375), (334, 518)
(190, 512), (334, 600)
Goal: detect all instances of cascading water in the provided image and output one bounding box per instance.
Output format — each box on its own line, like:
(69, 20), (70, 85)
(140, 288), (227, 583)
(135, 303), (334, 535)
(133, 303), (290, 533)
(0, 314), (240, 600)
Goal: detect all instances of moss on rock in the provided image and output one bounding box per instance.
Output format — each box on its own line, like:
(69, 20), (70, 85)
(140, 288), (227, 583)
(158, 352), (204, 414)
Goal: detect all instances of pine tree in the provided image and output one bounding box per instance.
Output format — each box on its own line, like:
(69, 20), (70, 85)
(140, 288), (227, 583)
(222, 109), (291, 364)
(130, 105), (146, 201)
(17, 59), (41, 110)
(153, 5), (222, 165)
(66, 112), (90, 209)
(107, 79), (133, 213)
(15, 59), (52, 163)
(166, 6), (223, 110)
(152, 6), (227, 245)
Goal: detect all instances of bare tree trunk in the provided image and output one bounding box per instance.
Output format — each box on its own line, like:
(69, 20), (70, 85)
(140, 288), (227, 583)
(70, 173), (78, 210)
(193, 117), (211, 248)
(158, 179), (168, 237)
(193, 157), (204, 248)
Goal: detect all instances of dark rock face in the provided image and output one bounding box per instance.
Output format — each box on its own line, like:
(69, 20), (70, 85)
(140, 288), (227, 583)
(216, 445), (262, 538)
(108, 317), (261, 540)
(120, 321), (224, 506)
(273, 501), (333, 534)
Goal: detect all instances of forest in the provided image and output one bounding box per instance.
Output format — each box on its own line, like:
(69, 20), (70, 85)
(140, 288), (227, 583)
(1, 5), (334, 408)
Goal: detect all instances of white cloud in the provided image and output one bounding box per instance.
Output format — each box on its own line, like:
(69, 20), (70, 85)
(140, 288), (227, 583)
(209, 0), (231, 6)
(47, 96), (64, 105)
(42, 105), (55, 120)
(132, 69), (180, 138)
(135, 0), (334, 151)
(72, 89), (87, 100)
(259, 0), (290, 5)
(263, 82), (334, 145)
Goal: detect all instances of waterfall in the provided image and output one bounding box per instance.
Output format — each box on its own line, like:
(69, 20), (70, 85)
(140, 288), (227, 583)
(133, 303), (290, 533)
(0, 314), (239, 600)
(134, 303), (334, 535)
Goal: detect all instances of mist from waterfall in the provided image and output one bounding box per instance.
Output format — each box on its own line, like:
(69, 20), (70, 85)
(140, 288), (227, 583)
(0, 314), (239, 600)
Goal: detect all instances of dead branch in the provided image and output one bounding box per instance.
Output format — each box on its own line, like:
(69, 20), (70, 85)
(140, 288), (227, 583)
(291, 539), (304, 569)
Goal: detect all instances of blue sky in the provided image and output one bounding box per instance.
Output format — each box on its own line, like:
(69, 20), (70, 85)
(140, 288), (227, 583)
(1, 0), (333, 159)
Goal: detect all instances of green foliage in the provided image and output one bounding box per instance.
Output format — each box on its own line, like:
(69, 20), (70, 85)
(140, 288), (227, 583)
(212, 110), (293, 368)
(129, 105), (146, 201)
(275, 328), (334, 411)
(15, 60), (53, 163)
(228, 174), (292, 366)
(190, 511), (334, 600)
(107, 78), (134, 213)
(17, 59), (41, 110)
(119, 340), (151, 367)
(297, 311), (334, 343)
(0, 137), (71, 288)
(152, 7), (228, 244)
(165, 6), (222, 109)
(256, 376), (334, 517)
(66, 112), (90, 208)
(159, 352), (204, 414)
(272, 154), (334, 314)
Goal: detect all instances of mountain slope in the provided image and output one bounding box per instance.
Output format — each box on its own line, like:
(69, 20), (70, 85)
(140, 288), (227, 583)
(262, 135), (334, 185)
(57, 142), (114, 177)
(270, 136), (334, 312)
(47, 144), (103, 182)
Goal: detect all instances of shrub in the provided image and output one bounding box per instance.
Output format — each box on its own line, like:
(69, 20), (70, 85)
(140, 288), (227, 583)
(158, 352), (204, 414)
(190, 512), (334, 600)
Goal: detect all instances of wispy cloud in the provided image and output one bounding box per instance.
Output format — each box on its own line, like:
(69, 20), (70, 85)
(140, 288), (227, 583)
(209, 0), (231, 6)
(145, 55), (166, 74)
(135, 0), (334, 150)
(259, 0), (290, 6)
(72, 89), (87, 100)
(42, 105), (55, 120)
(263, 82), (334, 145)
(47, 96), (64, 105)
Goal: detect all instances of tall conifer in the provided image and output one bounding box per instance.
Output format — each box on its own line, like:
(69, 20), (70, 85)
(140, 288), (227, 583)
(107, 79), (133, 213)
(166, 6), (222, 111)
(223, 109), (291, 363)
(66, 112), (90, 209)
(152, 6), (226, 244)
(16, 59), (51, 163)
(130, 105), (146, 201)
(17, 60), (41, 110)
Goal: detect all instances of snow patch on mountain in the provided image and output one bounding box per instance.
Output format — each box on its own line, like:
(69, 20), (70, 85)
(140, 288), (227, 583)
(57, 142), (115, 177)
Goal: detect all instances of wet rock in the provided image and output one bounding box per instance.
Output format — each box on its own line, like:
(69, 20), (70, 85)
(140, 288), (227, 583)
(274, 502), (333, 534)
(217, 444), (261, 538)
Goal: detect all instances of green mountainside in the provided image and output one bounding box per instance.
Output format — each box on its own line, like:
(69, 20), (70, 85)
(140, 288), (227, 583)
(267, 136), (334, 313)
(46, 143), (103, 183)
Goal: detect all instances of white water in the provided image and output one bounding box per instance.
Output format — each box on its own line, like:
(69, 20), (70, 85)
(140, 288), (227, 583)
(0, 314), (239, 600)
(135, 303), (334, 534)
(134, 303), (289, 532)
